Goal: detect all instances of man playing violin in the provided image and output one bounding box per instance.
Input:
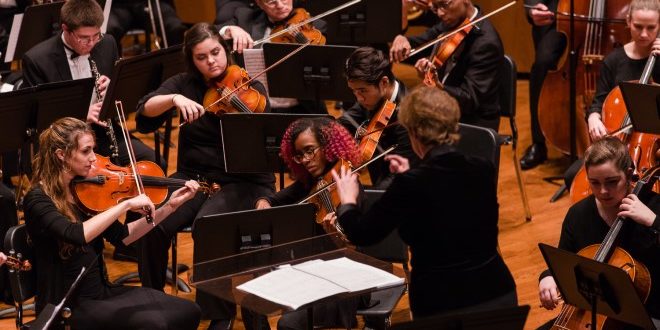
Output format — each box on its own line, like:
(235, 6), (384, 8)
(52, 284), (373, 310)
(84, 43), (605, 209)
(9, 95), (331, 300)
(339, 47), (419, 188)
(216, 0), (327, 114)
(389, 0), (504, 131)
(537, 137), (660, 329)
(136, 22), (275, 330)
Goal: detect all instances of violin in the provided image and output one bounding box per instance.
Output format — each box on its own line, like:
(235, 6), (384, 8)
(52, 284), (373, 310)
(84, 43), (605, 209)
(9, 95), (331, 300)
(271, 8), (326, 45)
(71, 154), (211, 214)
(552, 166), (657, 330)
(423, 17), (473, 87)
(307, 159), (353, 225)
(357, 100), (396, 163)
(203, 65), (267, 115)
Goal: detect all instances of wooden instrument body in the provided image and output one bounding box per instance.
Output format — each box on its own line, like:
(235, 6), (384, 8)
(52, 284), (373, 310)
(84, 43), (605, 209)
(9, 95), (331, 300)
(203, 65), (267, 115)
(271, 8), (326, 45)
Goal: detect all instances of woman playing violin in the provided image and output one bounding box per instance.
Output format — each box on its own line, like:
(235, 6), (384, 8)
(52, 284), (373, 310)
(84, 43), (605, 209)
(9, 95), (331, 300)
(255, 116), (364, 330)
(339, 47), (419, 188)
(389, 0), (504, 131)
(587, 0), (660, 142)
(23, 117), (201, 329)
(537, 137), (660, 329)
(135, 22), (275, 329)
(331, 86), (517, 319)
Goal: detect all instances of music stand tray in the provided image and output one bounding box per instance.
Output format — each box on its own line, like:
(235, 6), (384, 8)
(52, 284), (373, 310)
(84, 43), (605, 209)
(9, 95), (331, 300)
(219, 113), (331, 174)
(4, 2), (64, 63)
(34, 78), (95, 132)
(99, 45), (185, 120)
(262, 43), (357, 101)
(619, 82), (660, 134)
(539, 243), (655, 330)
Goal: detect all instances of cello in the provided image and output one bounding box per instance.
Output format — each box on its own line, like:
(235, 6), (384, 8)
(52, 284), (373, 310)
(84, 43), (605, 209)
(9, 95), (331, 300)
(537, 0), (630, 156)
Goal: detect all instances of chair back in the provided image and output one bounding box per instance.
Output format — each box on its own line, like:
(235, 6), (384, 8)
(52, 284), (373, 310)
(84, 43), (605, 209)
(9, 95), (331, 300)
(456, 123), (501, 184)
(4, 224), (36, 304)
(499, 54), (517, 119)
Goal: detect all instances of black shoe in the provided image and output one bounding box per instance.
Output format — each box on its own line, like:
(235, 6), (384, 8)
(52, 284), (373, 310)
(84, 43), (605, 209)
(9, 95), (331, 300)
(112, 244), (138, 263)
(208, 319), (233, 330)
(520, 143), (547, 170)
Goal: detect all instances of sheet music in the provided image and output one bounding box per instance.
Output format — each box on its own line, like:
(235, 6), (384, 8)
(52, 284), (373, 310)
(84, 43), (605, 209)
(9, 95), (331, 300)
(4, 13), (22, 63)
(236, 257), (404, 310)
(101, 0), (112, 33)
(242, 48), (269, 95)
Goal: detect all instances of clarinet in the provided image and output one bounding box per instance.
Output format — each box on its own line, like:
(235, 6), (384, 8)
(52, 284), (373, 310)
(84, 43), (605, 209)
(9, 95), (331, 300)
(90, 59), (120, 163)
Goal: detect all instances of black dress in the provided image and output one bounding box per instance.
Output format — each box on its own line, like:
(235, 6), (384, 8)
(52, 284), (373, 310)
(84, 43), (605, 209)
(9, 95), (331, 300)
(23, 187), (201, 330)
(336, 144), (517, 318)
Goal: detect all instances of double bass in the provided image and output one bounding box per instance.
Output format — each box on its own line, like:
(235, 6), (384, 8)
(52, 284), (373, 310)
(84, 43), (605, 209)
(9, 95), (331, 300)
(538, 0), (630, 156)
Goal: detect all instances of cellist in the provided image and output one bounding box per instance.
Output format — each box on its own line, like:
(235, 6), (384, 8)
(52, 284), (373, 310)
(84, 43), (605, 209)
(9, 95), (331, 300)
(587, 0), (660, 142)
(339, 47), (419, 188)
(537, 137), (660, 329)
(389, 0), (504, 131)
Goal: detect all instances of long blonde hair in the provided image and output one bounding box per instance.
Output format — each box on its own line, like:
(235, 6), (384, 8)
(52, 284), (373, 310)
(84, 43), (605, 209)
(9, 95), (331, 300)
(31, 117), (94, 223)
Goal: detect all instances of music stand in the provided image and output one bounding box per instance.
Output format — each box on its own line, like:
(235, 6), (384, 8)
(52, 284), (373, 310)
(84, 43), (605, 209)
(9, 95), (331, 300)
(619, 81), (660, 135)
(99, 45), (185, 120)
(262, 43), (357, 102)
(302, 0), (401, 45)
(390, 305), (530, 330)
(0, 88), (34, 154)
(193, 203), (318, 266)
(4, 2), (64, 63)
(219, 113), (331, 189)
(539, 243), (655, 330)
(34, 78), (94, 133)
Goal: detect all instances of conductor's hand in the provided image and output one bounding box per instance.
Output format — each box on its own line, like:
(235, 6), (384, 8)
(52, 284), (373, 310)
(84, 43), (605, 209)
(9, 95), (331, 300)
(619, 194), (657, 227)
(87, 102), (107, 127)
(97, 75), (110, 99)
(126, 194), (156, 219)
(587, 112), (608, 141)
(385, 154), (410, 173)
(172, 94), (205, 124)
(539, 276), (562, 310)
(414, 58), (436, 78)
(390, 35), (412, 62)
(167, 180), (200, 210)
(223, 26), (254, 53)
(255, 199), (272, 209)
(529, 3), (555, 26)
(651, 38), (660, 57)
(331, 164), (359, 205)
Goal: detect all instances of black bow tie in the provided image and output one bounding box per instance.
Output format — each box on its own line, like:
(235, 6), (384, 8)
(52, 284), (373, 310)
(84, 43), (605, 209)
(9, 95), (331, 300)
(63, 43), (81, 59)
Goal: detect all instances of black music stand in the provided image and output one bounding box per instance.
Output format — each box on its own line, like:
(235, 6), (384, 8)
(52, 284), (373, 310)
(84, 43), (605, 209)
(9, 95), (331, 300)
(219, 113), (331, 189)
(0, 88), (34, 154)
(99, 45), (184, 120)
(619, 81), (660, 135)
(34, 78), (95, 133)
(301, 0), (401, 45)
(262, 43), (357, 102)
(193, 204), (318, 266)
(390, 305), (530, 330)
(4, 2), (64, 63)
(539, 243), (655, 330)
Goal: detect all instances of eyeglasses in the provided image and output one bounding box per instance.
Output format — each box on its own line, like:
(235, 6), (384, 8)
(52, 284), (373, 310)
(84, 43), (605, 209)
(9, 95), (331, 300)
(293, 146), (321, 164)
(260, 0), (288, 7)
(431, 0), (453, 11)
(69, 30), (103, 45)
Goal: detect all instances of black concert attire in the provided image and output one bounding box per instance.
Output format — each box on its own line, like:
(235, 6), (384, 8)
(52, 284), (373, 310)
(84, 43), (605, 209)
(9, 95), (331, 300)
(588, 47), (660, 119)
(21, 33), (158, 167)
(524, 0), (566, 147)
(538, 194), (660, 326)
(23, 187), (201, 330)
(338, 79), (419, 188)
(405, 9), (503, 131)
(135, 72), (276, 323)
(215, 0), (253, 26)
(336, 144), (517, 318)
(106, 0), (186, 52)
(218, 6), (327, 115)
(0, 182), (17, 304)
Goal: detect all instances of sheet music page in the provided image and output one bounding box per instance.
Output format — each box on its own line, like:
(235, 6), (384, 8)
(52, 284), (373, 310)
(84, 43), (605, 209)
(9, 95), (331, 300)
(101, 0), (112, 33)
(293, 257), (404, 292)
(236, 262), (346, 310)
(4, 13), (22, 63)
(242, 48), (269, 95)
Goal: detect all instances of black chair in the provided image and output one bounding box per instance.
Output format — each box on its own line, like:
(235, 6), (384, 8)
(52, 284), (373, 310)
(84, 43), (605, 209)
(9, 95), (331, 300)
(4, 224), (35, 329)
(355, 190), (409, 329)
(456, 123), (501, 184)
(498, 55), (532, 221)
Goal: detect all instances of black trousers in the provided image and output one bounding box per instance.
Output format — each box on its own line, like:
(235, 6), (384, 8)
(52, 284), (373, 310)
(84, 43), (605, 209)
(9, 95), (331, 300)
(106, 1), (186, 51)
(529, 26), (567, 145)
(136, 172), (275, 322)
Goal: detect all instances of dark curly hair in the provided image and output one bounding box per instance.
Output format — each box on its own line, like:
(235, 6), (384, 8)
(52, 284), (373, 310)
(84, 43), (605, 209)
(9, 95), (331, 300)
(280, 117), (360, 186)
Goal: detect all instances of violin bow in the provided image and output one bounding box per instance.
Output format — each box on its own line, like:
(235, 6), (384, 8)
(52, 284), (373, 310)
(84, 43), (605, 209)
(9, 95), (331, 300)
(252, 0), (361, 47)
(298, 145), (397, 204)
(200, 40), (311, 114)
(115, 101), (155, 225)
(407, 1), (515, 59)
